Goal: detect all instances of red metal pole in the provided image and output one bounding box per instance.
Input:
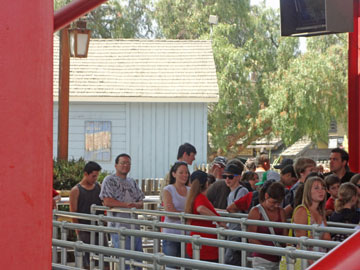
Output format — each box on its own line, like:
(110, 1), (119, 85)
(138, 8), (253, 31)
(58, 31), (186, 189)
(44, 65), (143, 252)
(348, 0), (360, 172)
(54, 0), (108, 32)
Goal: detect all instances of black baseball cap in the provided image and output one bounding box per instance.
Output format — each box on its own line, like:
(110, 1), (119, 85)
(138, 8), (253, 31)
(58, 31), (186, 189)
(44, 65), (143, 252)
(274, 158), (293, 169)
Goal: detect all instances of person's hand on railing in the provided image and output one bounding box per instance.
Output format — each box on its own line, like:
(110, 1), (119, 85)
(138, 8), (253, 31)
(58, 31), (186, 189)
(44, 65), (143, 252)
(217, 221), (228, 229)
(128, 201), (143, 209)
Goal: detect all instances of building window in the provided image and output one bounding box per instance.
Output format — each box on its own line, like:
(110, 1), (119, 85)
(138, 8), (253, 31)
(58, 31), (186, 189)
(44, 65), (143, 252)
(85, 121), (111, 161)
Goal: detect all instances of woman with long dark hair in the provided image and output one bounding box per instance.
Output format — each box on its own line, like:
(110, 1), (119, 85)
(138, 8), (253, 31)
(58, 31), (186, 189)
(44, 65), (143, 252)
(185, 170), (226, 262)
(162, 161), (190, 258)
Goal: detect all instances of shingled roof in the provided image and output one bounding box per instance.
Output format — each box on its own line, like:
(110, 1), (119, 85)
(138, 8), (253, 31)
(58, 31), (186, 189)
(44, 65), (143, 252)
(53, 37), (219, 102)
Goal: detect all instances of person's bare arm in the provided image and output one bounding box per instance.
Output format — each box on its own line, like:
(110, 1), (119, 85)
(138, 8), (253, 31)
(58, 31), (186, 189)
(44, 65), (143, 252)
(325, 209), (333, 217)
(226, 202), (239, 213)
(279, 208), (288, 246)
(103, 197), (143, 209)
(196, 205), (227, 228)
(69, 186), (79, 224)
(163, 189), (179, 212)
(285, 204), (293, 219)
(103, 197), (131, 208)
(247, 207), (263, 245)
(292, 206), (309, 238)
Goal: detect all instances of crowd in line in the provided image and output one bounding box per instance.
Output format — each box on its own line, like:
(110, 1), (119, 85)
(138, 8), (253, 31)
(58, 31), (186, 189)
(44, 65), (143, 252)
(63, 143), (360, 270)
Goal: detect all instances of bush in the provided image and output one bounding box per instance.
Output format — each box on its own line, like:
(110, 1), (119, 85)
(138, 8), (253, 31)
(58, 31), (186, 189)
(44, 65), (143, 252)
(53, 158), (109, 190)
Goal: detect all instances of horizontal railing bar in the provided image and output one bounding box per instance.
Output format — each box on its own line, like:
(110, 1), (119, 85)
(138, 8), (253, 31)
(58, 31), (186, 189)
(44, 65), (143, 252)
(53, 218), (338, 249)
(53, 221), (326, 259)
(52, 239), (252, 270)
(52, 264), (82, 270)
(56, 207), (357, 235)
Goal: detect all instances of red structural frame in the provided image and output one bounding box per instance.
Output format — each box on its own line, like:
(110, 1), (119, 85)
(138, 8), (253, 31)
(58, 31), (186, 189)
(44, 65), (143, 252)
(348, 0), (360, 172)
(0, 0), (358, 269)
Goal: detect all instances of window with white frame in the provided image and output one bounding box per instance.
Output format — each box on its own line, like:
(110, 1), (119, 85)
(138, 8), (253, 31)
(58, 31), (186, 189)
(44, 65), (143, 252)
(85, 121), (111, 161)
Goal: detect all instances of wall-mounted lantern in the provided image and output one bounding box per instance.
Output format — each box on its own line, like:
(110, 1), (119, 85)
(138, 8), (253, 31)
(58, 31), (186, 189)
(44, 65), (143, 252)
(69, 19), (91, 58)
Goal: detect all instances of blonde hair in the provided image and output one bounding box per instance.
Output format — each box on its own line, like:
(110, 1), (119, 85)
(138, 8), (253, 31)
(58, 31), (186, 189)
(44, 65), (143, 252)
(303, 177), (326, 216)
(335, 183), (358, 212)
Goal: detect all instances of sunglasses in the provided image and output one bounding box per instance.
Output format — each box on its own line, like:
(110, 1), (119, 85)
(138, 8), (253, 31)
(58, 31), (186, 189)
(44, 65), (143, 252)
(222, 174), (238, 180)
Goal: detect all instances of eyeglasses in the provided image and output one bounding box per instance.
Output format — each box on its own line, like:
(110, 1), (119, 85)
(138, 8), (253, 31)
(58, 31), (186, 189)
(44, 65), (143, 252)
(119, 162), (131, 166)
(222, 174), (238, 180)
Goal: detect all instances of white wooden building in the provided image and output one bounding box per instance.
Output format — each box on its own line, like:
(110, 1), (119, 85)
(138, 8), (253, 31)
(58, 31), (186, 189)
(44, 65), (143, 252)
(53, 38), (219, 179)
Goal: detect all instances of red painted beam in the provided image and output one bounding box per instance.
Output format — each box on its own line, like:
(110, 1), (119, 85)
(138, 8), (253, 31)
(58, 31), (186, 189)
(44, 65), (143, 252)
(0, 0), (53, 268)
(348, 0), (360, 172)
(307, 230), (360, 270)
(54, 0), (108, 32)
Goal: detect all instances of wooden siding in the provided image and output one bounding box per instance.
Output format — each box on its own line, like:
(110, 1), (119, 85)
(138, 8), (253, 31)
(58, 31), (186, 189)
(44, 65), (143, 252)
(53, 102), (207, 179)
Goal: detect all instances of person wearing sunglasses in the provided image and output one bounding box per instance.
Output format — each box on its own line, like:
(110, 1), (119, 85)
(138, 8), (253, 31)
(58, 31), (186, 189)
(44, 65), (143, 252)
(222, 163), (248, 266)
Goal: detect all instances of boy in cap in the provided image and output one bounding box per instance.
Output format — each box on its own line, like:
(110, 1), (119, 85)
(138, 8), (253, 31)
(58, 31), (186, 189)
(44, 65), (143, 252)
(223, 163), (247, 266)
(207, 159), (243, 209)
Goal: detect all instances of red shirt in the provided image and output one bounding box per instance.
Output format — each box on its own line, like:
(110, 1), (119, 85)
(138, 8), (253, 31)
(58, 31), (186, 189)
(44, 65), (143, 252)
(326, 197), (335, 211)
(186, 193), (219, 260)
(234, 192), (253, 211)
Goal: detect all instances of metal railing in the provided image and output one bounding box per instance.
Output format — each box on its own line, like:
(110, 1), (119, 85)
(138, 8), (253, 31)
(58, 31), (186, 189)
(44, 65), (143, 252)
(53, 207), (357, 270)
(52, 221), (325, 270)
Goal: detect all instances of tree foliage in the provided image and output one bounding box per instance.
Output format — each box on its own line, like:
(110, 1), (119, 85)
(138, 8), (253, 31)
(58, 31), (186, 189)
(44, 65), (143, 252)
(156, 0), (348, 157)
(265, 35), (348, 146)
(54, 0), (155, 38)
(54, 0), (349, 157)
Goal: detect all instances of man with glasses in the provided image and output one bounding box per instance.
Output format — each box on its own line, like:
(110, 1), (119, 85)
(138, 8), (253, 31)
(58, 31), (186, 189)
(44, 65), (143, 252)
(100, 153), (145, 269)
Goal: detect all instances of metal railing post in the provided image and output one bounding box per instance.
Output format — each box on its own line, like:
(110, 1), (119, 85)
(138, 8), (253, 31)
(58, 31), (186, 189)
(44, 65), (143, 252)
(152, 220), (160, 254)
(98, 215), (105, 270)
(180, 212), (186, 270)
(119, 229), (126, 270)
(52, 212), (58, 263)
(312, 224), (321, 252)
(240, 218), (247, 267)
(90, 205), (96, 270)
(74, 241), (84, 269)
(130, 210), (136, 270)
(299, 236), (309, 270)
(153, 253), (165, 270)
(191, 235), (201, 270)
(285, 246), (296, 270)
(217, 227), (225, 264)
(60, 222), (68, 265)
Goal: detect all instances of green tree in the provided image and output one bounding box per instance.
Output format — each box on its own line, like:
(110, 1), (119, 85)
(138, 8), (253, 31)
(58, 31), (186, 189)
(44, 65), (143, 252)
(155, 0), (348, 157)
(265, 34), (348, 146)
(208, 6), (299, 157)
(155, 1), (299, 156)
(54, 0), (155, 38)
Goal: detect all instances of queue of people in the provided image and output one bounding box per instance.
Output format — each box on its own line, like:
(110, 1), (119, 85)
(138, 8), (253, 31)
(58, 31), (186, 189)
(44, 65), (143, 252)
(64, 144), (360, 270)
(159, 146), (360, 269)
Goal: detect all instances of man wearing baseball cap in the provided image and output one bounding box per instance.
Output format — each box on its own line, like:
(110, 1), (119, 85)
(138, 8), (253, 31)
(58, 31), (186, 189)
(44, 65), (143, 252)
(274, 158), (293, 170)
(209, 156), (227, 181)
